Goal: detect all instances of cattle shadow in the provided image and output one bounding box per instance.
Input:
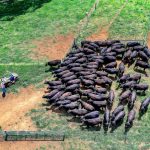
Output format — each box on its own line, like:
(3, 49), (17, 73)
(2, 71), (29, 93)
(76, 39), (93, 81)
(80, 124), (102, 131)
(0, 0), (52, 21)
(110, 119), (124, 133)
(138, 109), (148, 120)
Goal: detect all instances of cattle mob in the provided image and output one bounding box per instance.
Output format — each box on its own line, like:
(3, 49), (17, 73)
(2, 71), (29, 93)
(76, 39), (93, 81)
(43, 40), (150, 133)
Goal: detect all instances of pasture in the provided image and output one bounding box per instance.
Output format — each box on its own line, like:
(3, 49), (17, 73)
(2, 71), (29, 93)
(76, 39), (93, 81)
(0, 0), (150, 150)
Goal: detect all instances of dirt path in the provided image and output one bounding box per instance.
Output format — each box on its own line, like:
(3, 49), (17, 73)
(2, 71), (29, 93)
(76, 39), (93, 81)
(0, 86), (44, 130)
(32, 34), (74, 60)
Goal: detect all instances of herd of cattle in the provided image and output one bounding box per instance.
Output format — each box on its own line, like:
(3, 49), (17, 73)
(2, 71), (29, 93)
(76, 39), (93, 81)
(43, 40), (150, 133)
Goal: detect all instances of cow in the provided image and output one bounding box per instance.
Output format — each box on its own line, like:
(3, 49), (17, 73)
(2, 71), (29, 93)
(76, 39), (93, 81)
(78, 100), (95, 111)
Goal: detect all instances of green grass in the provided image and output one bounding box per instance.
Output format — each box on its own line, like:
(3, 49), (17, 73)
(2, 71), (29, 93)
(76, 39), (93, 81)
(109, 0), (150, 41)
(0, 0), (95, 63)
(0, 64), (53, 92)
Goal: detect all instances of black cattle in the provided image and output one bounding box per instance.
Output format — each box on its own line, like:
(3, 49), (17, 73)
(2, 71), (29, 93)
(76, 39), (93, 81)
(94, 87), (107, 94)
(68, 108), (88, 117)
(104, 56), (116, 63)
(104, 68), (118, 75)
(59, 101), (79, 110)
(59, 92), (72, 100)
(133, 45), (144, 51)
(108, 90), (115, 107)
(65, 84), (80, 92)
(53, 66), (67, 74)
(118, 74), (130, 84)
(88, 93), (108, 101)
(101, 76), (112, 86)
(79, 89), (93, 96)
(111, 111), (125, 127)
(61, 72), (74, 78)
(134, 60), (150, 70)
(143, 47), (150, 58)
(71, 67), (84, 72)
(81, 78), (94, 86)
(66, 94), (80, 101)
(130, 51), (138, 63)
(47, 91), (64, 103)
(75, 57), (87, 63)
(122, 49), (132, 63)
(82, 117), (102, 127)
(120, 81), (136, 90)
(127, 41), (140, 47)
(42, 89), (59, 99)
(83, 48), (95, 54)
(138, 51), (149, 62)
(89, 100), (107, 108)
(128, 74), (141, 83)
(96, 71), (108, 77)
(111, 105), (124, 121)
(62, 75), (77, 83)
(125, 109), (136, 128)
(81, 111), (99, 120)
(44, 80), (62, 86)
(103, 108), (110, 128)
(128, 91), (136, 109)
(68, 63), (81, 68)
(53, 100), (71, 107)
(47, 85), (65, 91)
(66, 79), (81, 86)
(118, 62), (125, 77)
(83, 44), (96, 51)
(78, 100), (95, 111)
(139, 97), (150, 114)
(133, 84), (149, 94)
(45, 60), (61, 66)
(105, 62), (117, 68)
(119, 90), (131, 103)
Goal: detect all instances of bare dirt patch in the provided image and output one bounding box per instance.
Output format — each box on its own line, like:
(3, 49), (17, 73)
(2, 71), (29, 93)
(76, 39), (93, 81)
(32, 34), (74, 60)
(147, 32), (150, 48)
(87, 28), (108, 41)
(0, 86), (44, 131)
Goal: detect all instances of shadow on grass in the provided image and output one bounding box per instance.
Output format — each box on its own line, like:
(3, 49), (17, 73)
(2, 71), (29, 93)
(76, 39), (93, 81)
(0, 0), (52, 21)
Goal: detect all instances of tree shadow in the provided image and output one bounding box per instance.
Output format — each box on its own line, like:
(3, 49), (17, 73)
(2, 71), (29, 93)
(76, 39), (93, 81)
(134, 68), (148, 77)
(0, 0), (52, 21)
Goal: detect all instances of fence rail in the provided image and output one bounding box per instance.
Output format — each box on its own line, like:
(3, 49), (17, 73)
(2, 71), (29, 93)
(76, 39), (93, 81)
(0, 131), (65, 141)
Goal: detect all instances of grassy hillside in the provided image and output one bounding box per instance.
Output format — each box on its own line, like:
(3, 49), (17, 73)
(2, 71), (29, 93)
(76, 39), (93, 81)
(0, 0), (95, 63)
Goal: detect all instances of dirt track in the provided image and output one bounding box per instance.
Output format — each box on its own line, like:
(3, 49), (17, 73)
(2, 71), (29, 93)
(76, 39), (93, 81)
(0, 86), (44, 131)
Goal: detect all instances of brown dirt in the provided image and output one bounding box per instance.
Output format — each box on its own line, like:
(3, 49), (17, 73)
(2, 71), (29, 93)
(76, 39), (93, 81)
(32, 34), (74, 60)
(87, 28), (108, 41)
(0, 86), (44, 131)
(147, 32), (150, 48)
(0, 141), (62, 150)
